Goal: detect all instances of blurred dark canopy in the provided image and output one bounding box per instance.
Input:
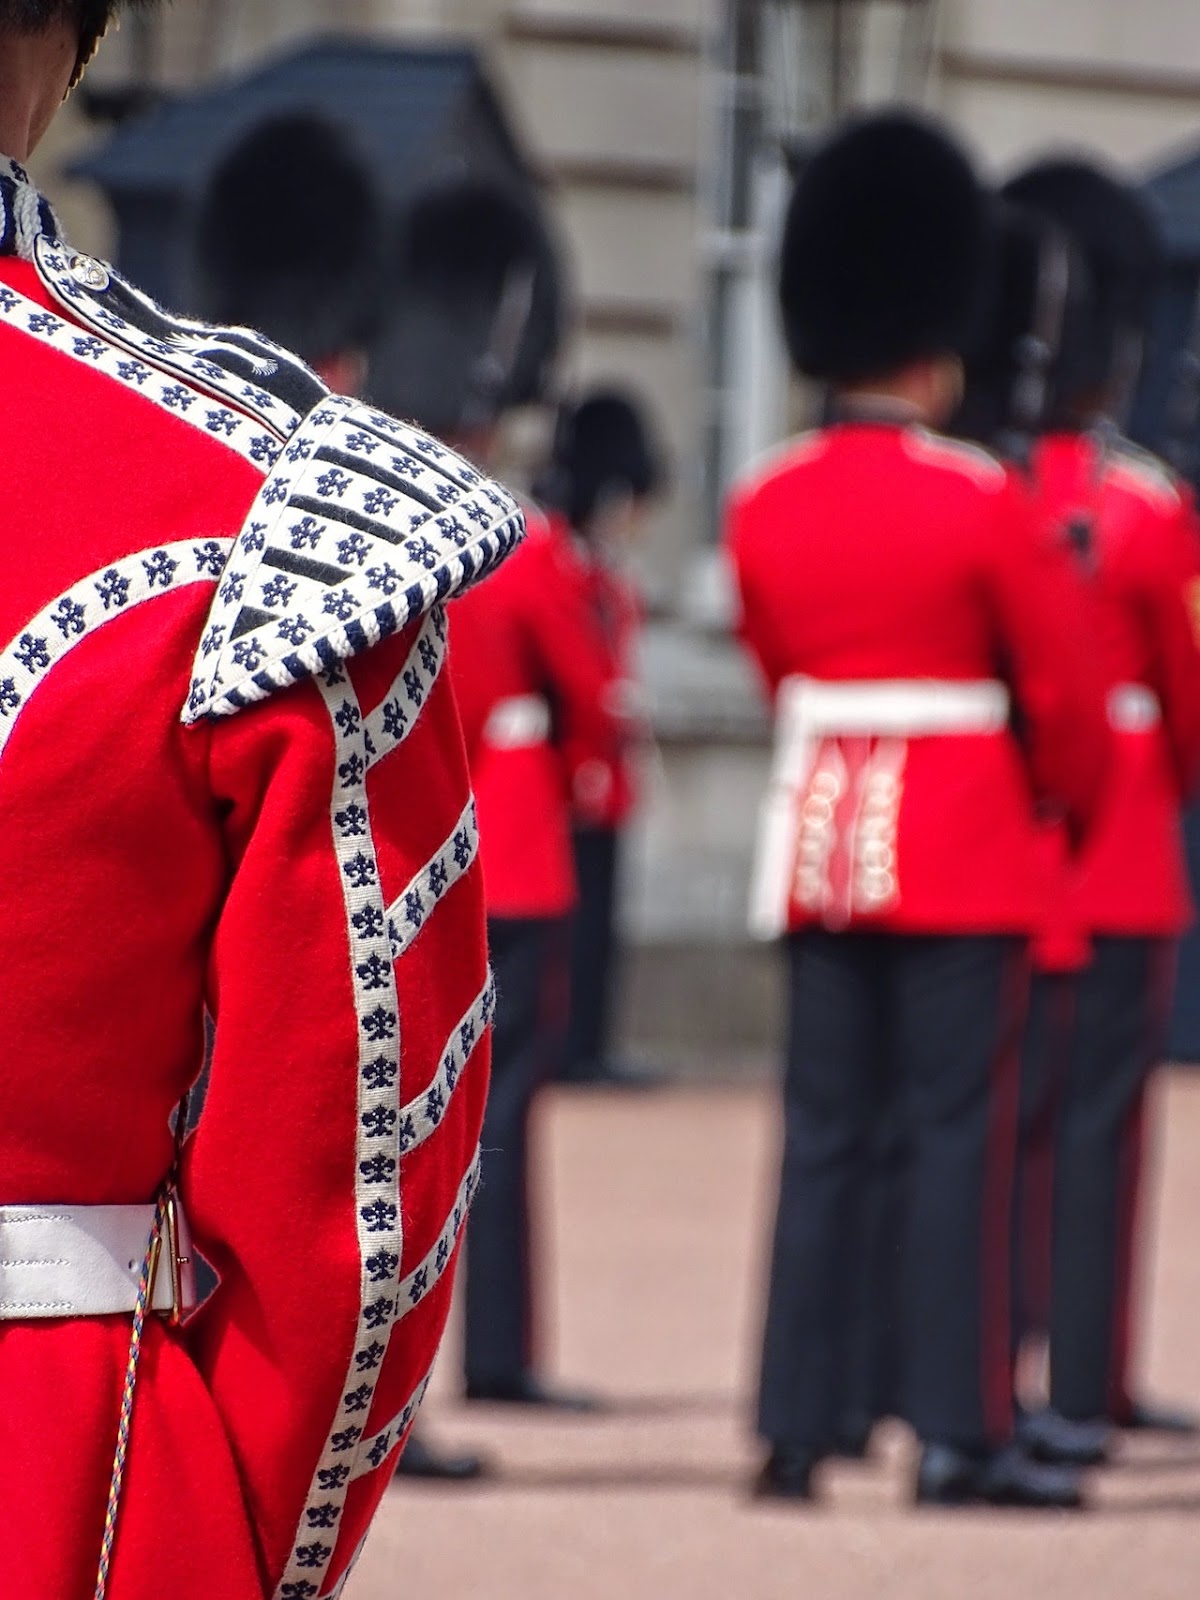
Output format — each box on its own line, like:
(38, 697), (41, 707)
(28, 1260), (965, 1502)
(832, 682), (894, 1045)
(72, 34), (536, 307)
(1129, 142), (1200, 473)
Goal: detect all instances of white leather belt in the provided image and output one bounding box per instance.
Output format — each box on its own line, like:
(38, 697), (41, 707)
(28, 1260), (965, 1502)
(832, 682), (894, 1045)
(484, 694), (552, 750)
(1108, 683), (1161, 733)
(774, 675), (1011, 747)
(0, 1202), (197, 1320)
(750, 676), (1011, 939)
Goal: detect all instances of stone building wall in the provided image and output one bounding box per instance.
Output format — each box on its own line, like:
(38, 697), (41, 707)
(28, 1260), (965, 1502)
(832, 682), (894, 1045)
(28, 2), (1200, 1060)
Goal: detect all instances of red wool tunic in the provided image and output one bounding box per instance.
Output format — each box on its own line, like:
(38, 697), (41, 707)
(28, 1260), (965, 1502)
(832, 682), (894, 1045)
(1030, 433), (1200, 952)
(726, 422), (1110, 935)
(0, 157), (521, 1600)
(450, 505), (625, 918)
(557, 515), (645, 831)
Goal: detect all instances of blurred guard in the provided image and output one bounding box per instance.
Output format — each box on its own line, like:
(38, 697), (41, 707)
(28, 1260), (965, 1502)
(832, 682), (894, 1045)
(726, 112), (1110, 1507)
(948, 201), (1096, 1398)
(197, 114), (488, 1485)
(371, 179), (624, 1408)
(1005, 160), (1200, 1459)
(539, 389), (665, 1087)
(0, 10), (521, 1599)
(194, 113), (382, 395)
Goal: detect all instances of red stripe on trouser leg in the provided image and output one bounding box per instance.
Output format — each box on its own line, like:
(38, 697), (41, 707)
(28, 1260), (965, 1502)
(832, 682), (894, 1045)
(523, 920), (570, 1373)
(981, 944), (1030, 1443)
(1107, 941), (1174, 1420)
(1106, 1079), (1148, 1421)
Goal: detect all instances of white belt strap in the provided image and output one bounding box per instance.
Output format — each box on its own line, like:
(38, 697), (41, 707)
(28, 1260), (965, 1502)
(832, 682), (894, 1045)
(774, 675), (1011, 752)
(0, 1203), (197, 1320)
(484, 693), (552, 751)
(1108, 683), (1161, 733)
(750, 676), (1011, 940)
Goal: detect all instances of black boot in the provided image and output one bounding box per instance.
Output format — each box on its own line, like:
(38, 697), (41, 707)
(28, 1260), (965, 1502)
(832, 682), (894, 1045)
(1018, 1407), (1111, 1467)
(393, 1432), (489, 1482)
(1117, 1397), (1200, 1436)
(752, 1445), (822, 1501)
(915, 1441), (1084, 1509)
(831, 1412), (876, 1460)
(465, 1370), (603, 1413)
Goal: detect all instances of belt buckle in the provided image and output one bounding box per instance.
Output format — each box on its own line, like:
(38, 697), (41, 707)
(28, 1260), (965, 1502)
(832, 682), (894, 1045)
(146, 1190), (189, 1325)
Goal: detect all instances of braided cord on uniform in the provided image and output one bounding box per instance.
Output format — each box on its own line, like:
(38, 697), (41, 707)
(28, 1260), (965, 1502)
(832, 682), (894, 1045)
(93, 1186), (171, 1600)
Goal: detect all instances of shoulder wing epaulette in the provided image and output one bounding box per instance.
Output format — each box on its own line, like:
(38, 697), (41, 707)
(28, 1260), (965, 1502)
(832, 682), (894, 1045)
(34, 236), (325, 438)
(904, 429), (1008, 491)
(1109, 437), (1183, 514)
(182, 397), (525, 723)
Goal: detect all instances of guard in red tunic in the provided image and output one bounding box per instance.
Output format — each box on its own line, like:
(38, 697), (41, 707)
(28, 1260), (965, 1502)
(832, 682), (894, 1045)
(946, 197), (1100, 1409)
(0, 12), (521, 1597)
(535, 388), (666, 1087)
(1003, 159), (1200, 1461)
(370, 178), (623, 1408)
(727, 111), (1110, 1507)
(193, 113), (490, 1487)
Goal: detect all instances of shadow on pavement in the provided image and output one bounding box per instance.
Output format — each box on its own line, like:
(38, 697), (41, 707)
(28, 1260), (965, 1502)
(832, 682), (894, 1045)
(473, 1463), (745, 1493)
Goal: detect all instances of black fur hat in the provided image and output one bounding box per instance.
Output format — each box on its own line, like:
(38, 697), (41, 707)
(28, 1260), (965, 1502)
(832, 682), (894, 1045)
(192, 113), (382, 365)
(779, 110), (990, 383)
(541, 388), (665, 531)
(953, 200), (1094, 448)
(1002, 158), (1165, 401)
(368, 175), (564, 436)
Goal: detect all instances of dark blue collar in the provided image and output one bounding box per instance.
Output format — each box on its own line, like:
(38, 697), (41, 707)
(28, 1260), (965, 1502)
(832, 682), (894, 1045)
(0, 152), (60, 261)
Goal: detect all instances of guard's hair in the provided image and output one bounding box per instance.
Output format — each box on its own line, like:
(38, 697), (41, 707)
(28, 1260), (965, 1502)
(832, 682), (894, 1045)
(779, 110), (990, 383)
(0, 1), (157, 30)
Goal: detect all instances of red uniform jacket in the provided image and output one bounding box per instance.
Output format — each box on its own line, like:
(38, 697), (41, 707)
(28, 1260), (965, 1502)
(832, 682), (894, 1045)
(0, 157), (522, 1600)
(1031, 433), (1200, 946)
(558, 517), (644, 830)
(450, 506), (624, 918)
(727, 422), (1109, 936)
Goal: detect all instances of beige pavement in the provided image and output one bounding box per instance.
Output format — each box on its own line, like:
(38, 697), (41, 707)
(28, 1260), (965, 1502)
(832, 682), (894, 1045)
(353, 1074), (1200, 1599)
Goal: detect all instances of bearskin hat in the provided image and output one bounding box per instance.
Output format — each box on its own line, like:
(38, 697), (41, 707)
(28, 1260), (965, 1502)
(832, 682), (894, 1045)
(541, 389), (665, 531)
(953, 200), (1094, 449)
(367, 175), (564, 437)
(1002, 158), (1165, 402)
(192, 113), (382, 366)
(779, 110), (990, 383)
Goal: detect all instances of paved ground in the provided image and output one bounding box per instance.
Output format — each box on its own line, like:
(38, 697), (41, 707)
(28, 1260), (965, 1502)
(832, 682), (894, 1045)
(354, 1072), (1200, 1599)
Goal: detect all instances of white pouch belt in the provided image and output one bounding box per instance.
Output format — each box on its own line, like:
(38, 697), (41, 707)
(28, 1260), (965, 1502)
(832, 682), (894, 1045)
(750, 677), (1011, 940)
(774, 675), (1011, 756)
(484, 694), (552, 750)
(1108, 683), (1161, 734)
(0, 1202), (197, 1320)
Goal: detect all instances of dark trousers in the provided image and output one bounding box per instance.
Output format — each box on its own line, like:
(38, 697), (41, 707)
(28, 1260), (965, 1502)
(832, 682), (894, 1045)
(1049, 937), (1174, 1422)
(839, 1103), (905, 1435)
(1012, 971), (1076, 1356)
(757, 931), (1025, 1454)
(565, 825), (621, 1074)
(463, 915), (566, 1387)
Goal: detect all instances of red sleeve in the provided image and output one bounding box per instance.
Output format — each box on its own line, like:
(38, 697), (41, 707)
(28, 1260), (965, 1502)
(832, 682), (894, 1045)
(524, 534), (626, 795)
(181, 610), (490, 1597)
(984, 476), (1112, 845)
(724, 490), (783, 702)
(1141, 499), (1200, 799)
